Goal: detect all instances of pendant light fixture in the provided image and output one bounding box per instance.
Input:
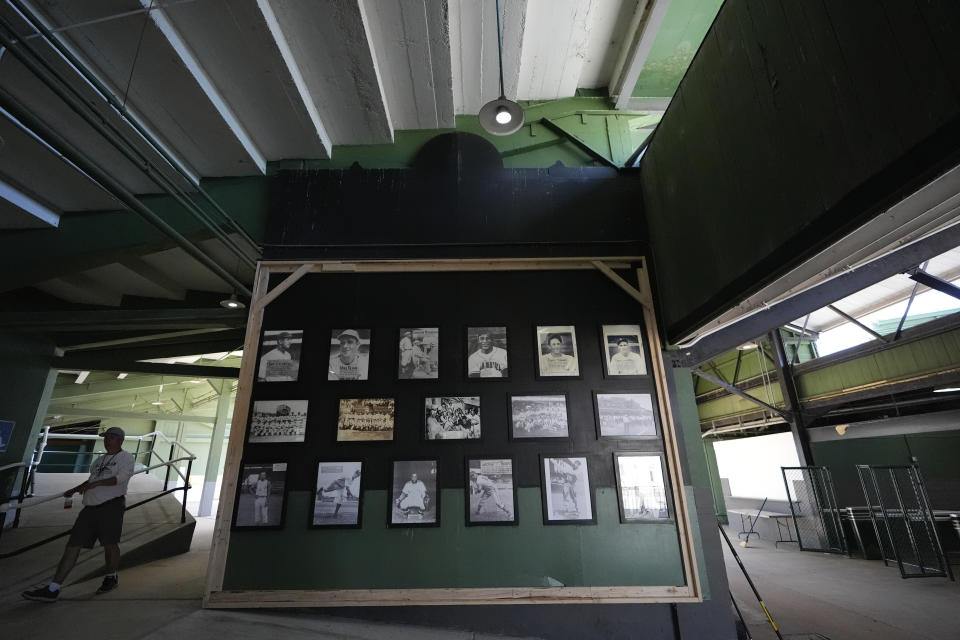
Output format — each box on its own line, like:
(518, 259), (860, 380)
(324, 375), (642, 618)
(478, 0), (524, 136)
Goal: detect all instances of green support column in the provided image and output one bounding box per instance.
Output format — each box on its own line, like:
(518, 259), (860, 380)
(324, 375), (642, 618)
(198, 380), (231, 517)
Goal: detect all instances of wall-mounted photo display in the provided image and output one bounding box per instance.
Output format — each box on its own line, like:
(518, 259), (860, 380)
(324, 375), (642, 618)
(424, 396), (481, 440)
(466, 326), (509, 379)
(233, 461), (288, 529)
(328, 328), (371, 380)
(600, 324), (647, 377)
(613, 452), (672, 523)
(336, 398), (395, 442)
(248, 400), (308, 443)
(389, 459), (440, 527)
(466, 457), (517, 526)
(311, 460), (363, 528)
(541, 456), (595, 524)
(398, 327), (439, 379)
(257, 330), (303, 382)
(594, 392), (658, 439)
(535, 325), (580, 377)
(508, 394), (570, 440)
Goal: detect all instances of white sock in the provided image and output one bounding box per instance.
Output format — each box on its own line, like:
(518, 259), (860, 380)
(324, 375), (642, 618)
(49, 582), (61, 591)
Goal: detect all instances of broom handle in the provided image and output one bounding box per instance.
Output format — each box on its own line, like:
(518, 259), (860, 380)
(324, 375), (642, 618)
(719, 521), (785, 640)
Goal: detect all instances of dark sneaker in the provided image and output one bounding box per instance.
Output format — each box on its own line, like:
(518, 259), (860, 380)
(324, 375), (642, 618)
(22, 585), (59, 602)
(96, 575), (118, 595)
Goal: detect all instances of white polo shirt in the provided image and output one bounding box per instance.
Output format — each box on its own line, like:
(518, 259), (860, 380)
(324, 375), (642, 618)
(83, 450), (136, 506)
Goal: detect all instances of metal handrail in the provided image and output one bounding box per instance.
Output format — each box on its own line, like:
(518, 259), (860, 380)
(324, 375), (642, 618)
(0, 455), (195, 559)
(47, 431), (197, 460)
(0, 461), (27, 473)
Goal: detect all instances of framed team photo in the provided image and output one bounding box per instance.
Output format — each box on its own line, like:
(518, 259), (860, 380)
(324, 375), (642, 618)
(398, 327), (439, 379)
(508, 394), (570, 440)
(601, 324), (647, 377)
(233, 461), (288, 529)
(465, 326), (509, 379)
(336, 398), (395, 442)
(465, 457), (517, 526)
(540, 455), (595, 524)
(424, 396), (481, 440)
(389, 459), (440, 527)
(257, 329), (303, 382)
(328, 328), (371, 381)
(594, 392), (658, 439)
(535, 325), (580, 377)
(247, 400), (308, 443)
(613, 452), (672, 523)
(311, 460), (363, 528)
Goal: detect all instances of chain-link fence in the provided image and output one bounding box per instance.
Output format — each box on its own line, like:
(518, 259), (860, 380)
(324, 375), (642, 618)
(782, 466), (846, 554)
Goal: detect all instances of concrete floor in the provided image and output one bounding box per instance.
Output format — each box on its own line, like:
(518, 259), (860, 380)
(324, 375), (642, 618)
(723, 526), (960, 640)
(4, 508), (959, 639)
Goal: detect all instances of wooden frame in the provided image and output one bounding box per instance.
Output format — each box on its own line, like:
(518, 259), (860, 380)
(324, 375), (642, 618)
(204, 257), (702, 607)
(464, 456), (519, 527)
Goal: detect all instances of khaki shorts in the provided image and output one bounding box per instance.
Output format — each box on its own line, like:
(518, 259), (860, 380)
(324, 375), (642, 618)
(68, 497), (125, 548)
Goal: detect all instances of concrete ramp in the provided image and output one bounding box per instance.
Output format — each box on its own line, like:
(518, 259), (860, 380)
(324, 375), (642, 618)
(0, 473), (195, 597)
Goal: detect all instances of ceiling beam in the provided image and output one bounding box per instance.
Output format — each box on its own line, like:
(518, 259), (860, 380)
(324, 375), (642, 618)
(36, 274), (123, 307)
(611, 0), (672, 110)
(52, 374), (205, 401)
(143, 0), (267, 173)
(516, 0), (594, 100)
(51, 358), (239, 379)
(47, 406), (215, 424)
(0, 175), (60, 228)
(0, 308), (246, 331)
(117, 256), (187, 300)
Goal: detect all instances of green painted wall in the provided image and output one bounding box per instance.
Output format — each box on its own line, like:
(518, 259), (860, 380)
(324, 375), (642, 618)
(701, 439), (727, 523)
(224, 489), (685, 590)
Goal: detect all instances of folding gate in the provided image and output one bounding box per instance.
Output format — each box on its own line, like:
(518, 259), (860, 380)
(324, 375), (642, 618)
(781, 466), (847, 554)
(856, 464), (952, 579)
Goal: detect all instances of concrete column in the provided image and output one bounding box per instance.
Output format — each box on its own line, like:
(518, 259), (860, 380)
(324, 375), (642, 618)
(198, 380), (231, 516)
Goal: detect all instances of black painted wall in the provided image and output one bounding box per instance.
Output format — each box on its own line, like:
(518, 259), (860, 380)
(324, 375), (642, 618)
(643, 0), (960, 342)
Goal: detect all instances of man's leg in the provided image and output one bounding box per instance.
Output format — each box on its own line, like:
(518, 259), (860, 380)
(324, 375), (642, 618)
(53, 544), (82, 584)
(103, 543), (120, 574)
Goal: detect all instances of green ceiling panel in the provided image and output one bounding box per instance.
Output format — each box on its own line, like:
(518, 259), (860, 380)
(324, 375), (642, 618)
(632, 0), (725, 98)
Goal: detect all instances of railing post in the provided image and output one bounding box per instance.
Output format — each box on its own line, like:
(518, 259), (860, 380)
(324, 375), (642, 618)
(12, 464), (31, 529)
(182, 459), (193, 523)
(163, 444), (175, 491)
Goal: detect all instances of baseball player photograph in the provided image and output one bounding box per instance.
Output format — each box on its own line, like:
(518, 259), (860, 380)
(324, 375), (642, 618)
(312, 461), (363, 527)
(234, 462), (287, 528)
(614, 452), (671, 522)
(536, 325), (580, 377)
(466, 458), (516, 525)
(398, 327), (439, 379)
(466, 326), (509, 378)
(247, 399), (308, 443)
(508, 394), (569, 439)
(328, 328), (370, 381)
(389, 459), (439, 526)
(542, 456), (594, 523)
(424, 396), (481, 440)
(594, 392), (657, 438)
(336, 397), (395, 442)
(601, 324), (646, 376)
(257, 329), (303, 382)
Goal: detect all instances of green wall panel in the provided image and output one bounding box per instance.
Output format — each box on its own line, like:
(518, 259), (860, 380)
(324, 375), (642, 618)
(223, 488), (684, 590)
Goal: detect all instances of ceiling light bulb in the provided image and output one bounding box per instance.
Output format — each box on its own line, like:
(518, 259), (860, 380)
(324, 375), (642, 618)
(495, 106), (512, 124)
(151, 400), (164, 406)
(220, 293), (246, 309)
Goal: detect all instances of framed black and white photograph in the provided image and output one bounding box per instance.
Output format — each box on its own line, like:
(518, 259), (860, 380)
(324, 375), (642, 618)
(601, 324), (647, 377)
(398, 327), (439, 379)
(424, 396), (481, 440)
(257, 330), (303, 382)
(535, 325), (580, 377)
(613, 452), (672, 523)
(508, 394), (569, 440)
(328, 328), (371, 381)
(466, 326), (509, 379)
(541, 456), (595, 524)
(336, 398), (395, 442)
(594, 392), (658, 439)
(389, 459), (440, 527)
(233, 462), (288, 529)
(247, 400), (308, 443)
(311, 460), (363, 528)
(466, 457), (517, 526)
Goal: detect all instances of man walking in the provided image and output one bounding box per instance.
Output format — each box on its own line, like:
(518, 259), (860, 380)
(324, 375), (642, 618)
(23, 426), (135, 601)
